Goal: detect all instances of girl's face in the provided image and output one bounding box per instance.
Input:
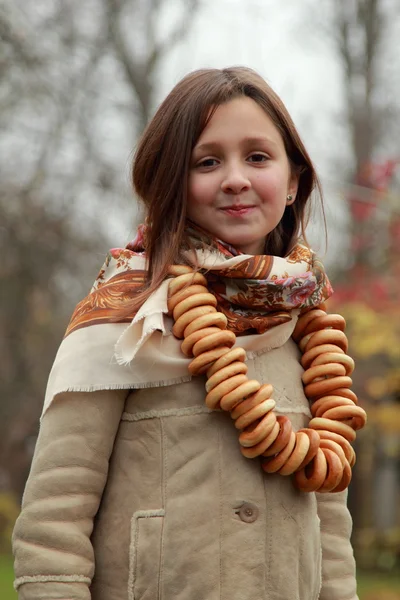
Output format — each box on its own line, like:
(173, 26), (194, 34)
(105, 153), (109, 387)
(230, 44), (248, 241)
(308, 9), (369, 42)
(187, 96), (298, 255)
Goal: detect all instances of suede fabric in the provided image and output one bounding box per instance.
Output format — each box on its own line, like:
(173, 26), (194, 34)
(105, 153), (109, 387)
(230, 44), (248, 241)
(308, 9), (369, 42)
(13, 340), (358, 600)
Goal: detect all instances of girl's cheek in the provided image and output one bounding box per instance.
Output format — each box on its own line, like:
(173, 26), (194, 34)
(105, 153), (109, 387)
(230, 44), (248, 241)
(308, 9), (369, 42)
(257, 172), (284, 196)
(189, 178), (211, 204)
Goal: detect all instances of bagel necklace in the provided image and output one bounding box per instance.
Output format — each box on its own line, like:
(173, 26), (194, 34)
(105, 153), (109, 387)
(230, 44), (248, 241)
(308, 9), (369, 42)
(167, 265), (367, 494)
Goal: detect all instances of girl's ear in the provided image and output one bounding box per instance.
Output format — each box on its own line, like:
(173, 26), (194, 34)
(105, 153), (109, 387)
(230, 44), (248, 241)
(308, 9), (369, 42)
(286, 170), (299, 205)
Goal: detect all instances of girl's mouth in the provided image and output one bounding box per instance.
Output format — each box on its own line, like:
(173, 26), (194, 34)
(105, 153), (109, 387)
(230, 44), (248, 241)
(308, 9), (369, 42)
(220, 205), (256, 217)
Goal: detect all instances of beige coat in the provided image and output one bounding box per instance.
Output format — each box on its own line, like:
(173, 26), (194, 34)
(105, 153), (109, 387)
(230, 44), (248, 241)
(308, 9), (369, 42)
(13, 339), (358, 600)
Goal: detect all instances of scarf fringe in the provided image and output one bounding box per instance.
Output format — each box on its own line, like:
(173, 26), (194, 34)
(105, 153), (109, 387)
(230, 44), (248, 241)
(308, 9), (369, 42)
(56, 376), (192, 395)
(42, 376), (193, 420)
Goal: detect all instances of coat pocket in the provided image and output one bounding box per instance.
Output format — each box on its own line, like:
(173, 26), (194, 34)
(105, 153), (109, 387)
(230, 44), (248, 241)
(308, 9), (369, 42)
(128, 509), (165, 600)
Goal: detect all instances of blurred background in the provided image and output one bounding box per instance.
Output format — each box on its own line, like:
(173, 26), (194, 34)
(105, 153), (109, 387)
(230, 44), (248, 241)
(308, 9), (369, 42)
(1, 0), (399, 597)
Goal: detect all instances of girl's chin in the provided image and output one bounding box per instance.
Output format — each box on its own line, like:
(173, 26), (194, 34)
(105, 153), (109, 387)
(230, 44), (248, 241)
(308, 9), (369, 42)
(195, 223), (269, 253)
(221, 236), (267, 255)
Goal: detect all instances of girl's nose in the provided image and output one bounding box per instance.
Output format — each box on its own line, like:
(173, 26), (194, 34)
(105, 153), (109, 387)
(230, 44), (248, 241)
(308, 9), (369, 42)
(220, 165), (251, 194)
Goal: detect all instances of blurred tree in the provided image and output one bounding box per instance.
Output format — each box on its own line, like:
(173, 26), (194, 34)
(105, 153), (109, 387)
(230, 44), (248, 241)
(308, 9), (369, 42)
(0, 0), (199, 498)
(311, 0), (400, 559)
(325, 0), (400, 268)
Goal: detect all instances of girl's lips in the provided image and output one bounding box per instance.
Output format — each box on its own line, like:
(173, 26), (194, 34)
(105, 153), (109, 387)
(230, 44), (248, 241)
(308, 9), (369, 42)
(220, 206), (256, 216)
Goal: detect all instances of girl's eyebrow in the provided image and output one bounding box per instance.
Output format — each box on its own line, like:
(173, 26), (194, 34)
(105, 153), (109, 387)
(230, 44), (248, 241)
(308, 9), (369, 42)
(194, 136), (279, 153)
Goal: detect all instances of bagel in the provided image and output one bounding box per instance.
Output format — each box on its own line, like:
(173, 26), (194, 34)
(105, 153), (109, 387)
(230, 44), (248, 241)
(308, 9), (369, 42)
(167, 268), (364, 495)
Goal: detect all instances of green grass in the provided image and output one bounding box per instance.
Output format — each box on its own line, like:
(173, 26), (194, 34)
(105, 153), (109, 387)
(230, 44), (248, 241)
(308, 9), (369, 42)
(0, 555), (399, 599)
(0, 555), (15, 600)
(357, 570), (400, 598)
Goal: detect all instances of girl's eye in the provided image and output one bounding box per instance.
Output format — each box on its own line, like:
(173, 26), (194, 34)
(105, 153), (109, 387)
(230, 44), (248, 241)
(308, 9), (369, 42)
(247, 153), (268, 163)
(197, 158), (218, 168)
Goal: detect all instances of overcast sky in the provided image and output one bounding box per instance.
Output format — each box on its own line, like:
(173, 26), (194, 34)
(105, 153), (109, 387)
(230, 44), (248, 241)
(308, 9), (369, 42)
(158, 0), (350, 175)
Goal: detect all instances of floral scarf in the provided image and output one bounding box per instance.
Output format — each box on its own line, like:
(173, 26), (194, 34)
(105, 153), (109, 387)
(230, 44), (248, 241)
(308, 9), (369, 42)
(66, 223), (332, 339)
(43, 224), (332, 417)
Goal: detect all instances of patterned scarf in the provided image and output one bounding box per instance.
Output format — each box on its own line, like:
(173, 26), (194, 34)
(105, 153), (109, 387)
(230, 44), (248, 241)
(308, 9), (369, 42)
(42, 224), (333, 417)
(66, 223), (332, 338)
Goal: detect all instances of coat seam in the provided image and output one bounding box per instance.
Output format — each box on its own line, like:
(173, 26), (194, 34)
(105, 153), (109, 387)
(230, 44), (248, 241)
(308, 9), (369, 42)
(128, 513), (138, 600)
(218, 421), (222, 600)
(265, 475), (273, 593)
(316, 515), (323, 600)
(160, 417), (167, 600)
(321, 531), (351, 541)
(14, 574), (91, 589)
(263, 474), (267, 593)
(121, 405), (311, 421)
(122, 406), (212, 421)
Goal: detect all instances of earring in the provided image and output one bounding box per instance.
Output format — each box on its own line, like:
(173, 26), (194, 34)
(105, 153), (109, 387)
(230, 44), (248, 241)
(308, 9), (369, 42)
(287, 194), (293, 202)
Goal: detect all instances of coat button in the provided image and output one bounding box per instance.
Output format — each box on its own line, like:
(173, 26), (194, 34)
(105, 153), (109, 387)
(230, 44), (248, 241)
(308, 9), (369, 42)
(238, 502), (259, 523)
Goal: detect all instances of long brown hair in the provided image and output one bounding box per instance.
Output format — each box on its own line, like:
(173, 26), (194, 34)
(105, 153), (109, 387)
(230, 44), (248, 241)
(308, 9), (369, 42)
(130, 67), (323, 311)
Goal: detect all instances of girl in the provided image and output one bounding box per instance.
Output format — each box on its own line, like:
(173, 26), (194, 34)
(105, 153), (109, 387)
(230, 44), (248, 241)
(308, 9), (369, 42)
(13, 67), (365, 600)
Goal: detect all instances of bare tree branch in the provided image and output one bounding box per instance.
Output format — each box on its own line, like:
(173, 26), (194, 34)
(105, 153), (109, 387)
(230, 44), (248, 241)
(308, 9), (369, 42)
(0, 6), (41, 67)
(106, 0), (200, 130)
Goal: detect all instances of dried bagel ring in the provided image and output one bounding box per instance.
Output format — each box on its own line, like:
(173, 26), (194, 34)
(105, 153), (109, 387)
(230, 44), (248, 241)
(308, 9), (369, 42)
(302, 363), (346, 385)
(205, 374), (248, 410)
(303, 314), (346, 336)
(322, 405), (367, 430)
(262, 415), (292, 456)
(331, 460), (352, 493)
(167, 268), (363, 494)
(168, 265), (195, 276)
(241, 420), (280, 459)
(168, 284), (209, 312)
(184, 312), (228, 337)
(235, 398), (276, 431)
(188, 345), (231, 376)
(168, 272), (207, 296)
(294, 447), (327, 492)
(292, 309), (327, 343)
(239, 410), (277, 448)
(261, 431), (296, 473)
(231, 384), (274, 420)
(317, 430), (355, 466)
(301, 344), (345, 370)
(183, 307), (228, 338)
(304, 375), (353, 399)
(304, 329), (348, 353)
(181, 327), (222, 357)
(299, 332), (316, 352)
(206, 347), (247, 377)
(317, 448), (344, 493)
(319, 439), (347, 467)
(322, 387), (358, 403)
(295, 428), (320, 471)
(220, 379), (261, 412)
(192, 330), (236, 357)
(173, 305), (216, 338)
(173, 293), (217, 321)
(206, 361), (249, 393)
(311, 396), (355, 419)
(279, 431), (311, 476)
(310, 352), (355, 375)
(309, 417), (356, 442)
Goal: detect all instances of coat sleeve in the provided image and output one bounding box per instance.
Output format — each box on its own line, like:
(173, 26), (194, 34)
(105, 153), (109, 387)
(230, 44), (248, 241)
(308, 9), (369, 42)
(12, 389), (127, 600)
(316, 490), (359, 600)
